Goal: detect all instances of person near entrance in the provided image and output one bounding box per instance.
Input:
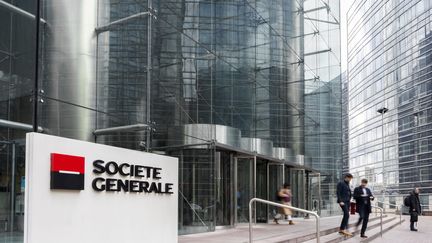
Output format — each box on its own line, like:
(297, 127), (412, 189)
(337, 173), (353, 236)
(353, 179), (374, 238)
(407, 187), (422, 232)
(274, 183), (295, 225)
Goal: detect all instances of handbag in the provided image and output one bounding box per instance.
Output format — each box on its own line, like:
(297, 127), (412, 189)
(410, 212), (418, 222)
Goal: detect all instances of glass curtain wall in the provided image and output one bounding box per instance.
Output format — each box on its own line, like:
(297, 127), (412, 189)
(143, 0), (308, 234)
(303, 0), (343, 216)
(149, 0), (305, 151)
(0, 0), (36, 241)
(348, 0), (432, 207)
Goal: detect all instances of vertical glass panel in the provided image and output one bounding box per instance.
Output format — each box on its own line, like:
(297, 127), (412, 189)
(0, 1), (35, 126)
(255, 160), (267, 223)
(0, 141), (25, 242)
(268, 164), (283, 221)
(290, 169), (306, 211)
(236, 158), (253, 223)
(216, 152), (231, 226)
(0, 1), (37, 242)
(176, 149), (215, 235)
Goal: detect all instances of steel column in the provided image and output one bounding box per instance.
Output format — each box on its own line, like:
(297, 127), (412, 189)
(146, 0), (153, 152)
(9, 143), (15, 232)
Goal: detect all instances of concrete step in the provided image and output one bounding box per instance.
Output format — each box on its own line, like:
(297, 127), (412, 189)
(253, 215), (388, 243)
(344, 217), (405, 243)
(303, 216), (398, 243)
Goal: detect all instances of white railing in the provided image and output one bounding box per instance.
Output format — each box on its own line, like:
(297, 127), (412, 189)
(376, 201), (402, 225)
(371, 205), (383, 237)
(248, 198), (320, 243)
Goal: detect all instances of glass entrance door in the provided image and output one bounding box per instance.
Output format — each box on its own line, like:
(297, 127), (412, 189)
(216, 152), (233, 226)
(255, 160), (267, 222)
(0, 140), (25, 242)
(267, 163), (284, 222)
(308, 173), (321, 215)
(235, 157), (254, 223)
(290, 169), (306, 210)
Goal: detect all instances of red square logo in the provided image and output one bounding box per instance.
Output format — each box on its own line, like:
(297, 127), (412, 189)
(50, 153), (85, 190)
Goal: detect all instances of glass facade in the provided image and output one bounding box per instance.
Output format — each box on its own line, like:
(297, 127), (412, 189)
(303, 0), (343, 216)
(348, 0), (432, 208)
(0, 0), (36, 240)
(0, 0), (341, 240)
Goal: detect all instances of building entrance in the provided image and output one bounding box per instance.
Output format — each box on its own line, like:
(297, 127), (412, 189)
(215, 152), (233, 226)
(0, 140), (25, 236)
(235, 156), (254, 224)
(174, 145), (318, 235)
(215, 153), (256, 226)
(215, 153), (298, 226)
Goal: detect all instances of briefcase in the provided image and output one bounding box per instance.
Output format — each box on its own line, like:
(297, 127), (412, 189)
(350, 202), (356, 215)
(411, 212), (418, 222)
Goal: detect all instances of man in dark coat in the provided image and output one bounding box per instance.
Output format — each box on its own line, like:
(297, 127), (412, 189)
(408, 187), (421, 231)
(337, 173), (353, 236)
(353, 179), (374, 238)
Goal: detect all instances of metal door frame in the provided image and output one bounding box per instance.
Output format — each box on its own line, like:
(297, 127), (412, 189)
(233, 155), (256, 226)
(215, 151), (236, 229)
(290, 168), (306, 211)
(308, 172), (322, 215)
(0, 140), (16, 232)
(266, 163), (284, 222)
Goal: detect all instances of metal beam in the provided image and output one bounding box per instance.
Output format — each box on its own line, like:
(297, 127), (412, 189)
(304, 48), (332, 56)
(0, 56), (9, 65)
(95, 11), (150, 34)
(93, 123), (150, 135)
(146, 0), (153, 153)
(302, 6), (329, 14)
(0, 49), (14, 57)
(304, 17), (339, 25)
(291, 31), (319, 39)
(0, 0), (46, 24)
(0, 119), (43, 132)
(10, 143), (15, 232)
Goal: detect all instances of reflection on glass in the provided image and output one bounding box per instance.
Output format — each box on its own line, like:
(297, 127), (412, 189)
(176, 149), (215, 235)
(216, 152), (231, 226)
(236, 158), (253, 223)
(0, 141), (25, 243)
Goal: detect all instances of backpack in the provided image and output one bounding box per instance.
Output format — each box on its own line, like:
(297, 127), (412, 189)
(404, 195), (411, 207)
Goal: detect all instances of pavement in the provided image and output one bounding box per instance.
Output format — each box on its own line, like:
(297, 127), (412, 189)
(370, 215), (432, 243)
(2, 216), (429, 243)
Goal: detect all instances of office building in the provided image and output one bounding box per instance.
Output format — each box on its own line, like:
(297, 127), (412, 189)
(0, 0), (341, 237)
(347, 0), (432, 207)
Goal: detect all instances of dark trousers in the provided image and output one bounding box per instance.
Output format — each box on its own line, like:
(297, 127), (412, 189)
(356, 208), (370, 235)
(340, 202), (350, 230)
(410, 212), (418, 230)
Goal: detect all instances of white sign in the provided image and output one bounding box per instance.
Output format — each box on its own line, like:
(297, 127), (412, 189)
(25, 133), (178, 243)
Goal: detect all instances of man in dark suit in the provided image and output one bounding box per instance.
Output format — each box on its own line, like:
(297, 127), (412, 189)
(337, 173), (353, 236)
(353, 178), (374, 238)
(408, 187), (421, 231)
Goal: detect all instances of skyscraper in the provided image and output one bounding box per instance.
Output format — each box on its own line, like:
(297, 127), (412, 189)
(347, 0), (432, 207)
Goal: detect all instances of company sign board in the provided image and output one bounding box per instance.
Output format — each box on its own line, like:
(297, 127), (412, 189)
(25, 133), (178, 243)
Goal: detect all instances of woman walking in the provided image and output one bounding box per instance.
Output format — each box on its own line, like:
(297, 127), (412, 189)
(274, 183), (295, 225)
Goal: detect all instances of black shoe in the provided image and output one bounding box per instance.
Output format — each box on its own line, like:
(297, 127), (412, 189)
(360, 235), (368, 238)
(411, 228), (418, 232)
